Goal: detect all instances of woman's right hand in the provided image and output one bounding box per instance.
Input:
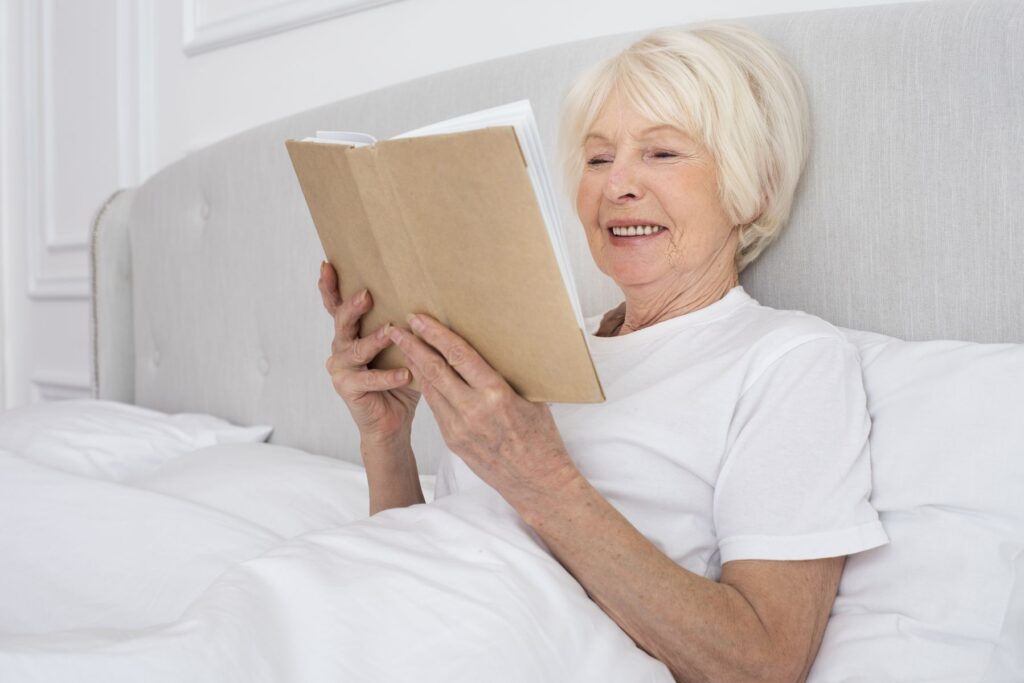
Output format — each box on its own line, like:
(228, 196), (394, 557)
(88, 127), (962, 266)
(318, 261), (421, 446)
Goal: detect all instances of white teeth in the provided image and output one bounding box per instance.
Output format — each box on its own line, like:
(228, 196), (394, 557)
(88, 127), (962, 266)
(610, 225), (664, 237)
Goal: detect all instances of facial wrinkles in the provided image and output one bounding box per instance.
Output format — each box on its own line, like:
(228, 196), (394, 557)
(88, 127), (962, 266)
(665, 226), (683, 269)
(593, 115), (685, 266)
(624, 144), (735, 332)
(593, 146), (692, 331)
(618, 224), (738, 334)
(586, 98), (738, 334)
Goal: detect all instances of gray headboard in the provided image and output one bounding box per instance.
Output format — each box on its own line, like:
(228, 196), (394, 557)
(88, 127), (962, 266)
(91, 0), (1024, 473)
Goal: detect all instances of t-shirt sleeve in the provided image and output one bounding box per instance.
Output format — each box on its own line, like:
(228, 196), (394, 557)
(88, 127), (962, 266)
(713, 335), (890, 563)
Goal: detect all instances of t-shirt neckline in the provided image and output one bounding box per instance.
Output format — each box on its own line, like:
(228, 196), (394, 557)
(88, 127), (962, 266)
(585, 285), (755, 353)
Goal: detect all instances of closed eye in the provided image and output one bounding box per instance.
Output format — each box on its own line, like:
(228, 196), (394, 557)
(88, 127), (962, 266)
(586, 152), (679, 166)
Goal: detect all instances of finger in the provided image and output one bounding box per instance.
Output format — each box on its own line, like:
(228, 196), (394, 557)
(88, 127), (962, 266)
(405, 314), (502, 390)
(318, 261), (342, 314)
(319, 262), (371, 347)
(333, 322), (395, 369)
(332, 366), (412, 401)
(404, 354), (456, 423)
(388, 324), (471, 406)
(331, 289), (373, 354)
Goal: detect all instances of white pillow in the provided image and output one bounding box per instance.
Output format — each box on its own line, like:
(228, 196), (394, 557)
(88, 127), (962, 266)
(126, 442), (437, 538)
(807, 329), (1024, 682)
(0, 399), (272, 481)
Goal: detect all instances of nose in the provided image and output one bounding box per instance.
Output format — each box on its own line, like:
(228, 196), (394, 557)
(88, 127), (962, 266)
(602, 157), (643, 203)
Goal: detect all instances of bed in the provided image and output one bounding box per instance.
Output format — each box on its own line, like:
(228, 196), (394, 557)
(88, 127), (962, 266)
(1, 0), (1022, 681)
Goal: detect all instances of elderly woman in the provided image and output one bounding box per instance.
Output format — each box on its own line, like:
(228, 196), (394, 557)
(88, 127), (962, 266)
(319, 23), (888, 683)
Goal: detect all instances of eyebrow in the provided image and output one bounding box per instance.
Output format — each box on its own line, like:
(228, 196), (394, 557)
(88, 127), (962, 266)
(584, 124), (682, 142)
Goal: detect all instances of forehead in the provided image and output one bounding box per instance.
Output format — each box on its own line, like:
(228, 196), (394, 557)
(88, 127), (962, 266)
(584, 123), (683, 142)
(584, 95), (690, 143)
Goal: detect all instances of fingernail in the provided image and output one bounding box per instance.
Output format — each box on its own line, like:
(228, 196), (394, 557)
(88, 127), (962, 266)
(359, 289), (369, 304)
(381, 322), (392, 338)
(406, 313), (423, 331)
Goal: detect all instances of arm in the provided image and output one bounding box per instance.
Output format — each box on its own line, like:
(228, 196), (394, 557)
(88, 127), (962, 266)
(520, 467), (844, 683)
(386, 314), (849, 683)
(317, 260), (424, 515)
(361, 435), (426, 515)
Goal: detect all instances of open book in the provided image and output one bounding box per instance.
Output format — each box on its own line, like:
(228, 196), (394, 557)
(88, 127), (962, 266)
(285, 100), (604, 403)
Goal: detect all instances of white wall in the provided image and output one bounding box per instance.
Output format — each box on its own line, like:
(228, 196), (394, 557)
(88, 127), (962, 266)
(0, 0), (929, 410)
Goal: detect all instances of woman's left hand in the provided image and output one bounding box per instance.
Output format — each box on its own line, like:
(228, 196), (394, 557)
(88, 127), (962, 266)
(388, 314), (579, 513)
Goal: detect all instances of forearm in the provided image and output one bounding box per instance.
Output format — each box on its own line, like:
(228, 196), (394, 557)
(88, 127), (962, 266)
(360, 437), (426, 515)
(519, 471), (779, 683)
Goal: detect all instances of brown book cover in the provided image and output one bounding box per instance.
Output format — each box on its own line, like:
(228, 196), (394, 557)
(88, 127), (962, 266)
(285, 107), (604, 404)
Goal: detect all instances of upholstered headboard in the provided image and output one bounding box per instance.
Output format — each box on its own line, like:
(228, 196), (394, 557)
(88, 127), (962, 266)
(90, 0), (1024, 473)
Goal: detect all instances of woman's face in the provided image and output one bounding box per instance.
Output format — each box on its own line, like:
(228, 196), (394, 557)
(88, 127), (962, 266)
(575, 91), (738, 298)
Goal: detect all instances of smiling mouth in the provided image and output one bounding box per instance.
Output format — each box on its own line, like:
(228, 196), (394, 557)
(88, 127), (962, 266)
(606, 225), (668, 238)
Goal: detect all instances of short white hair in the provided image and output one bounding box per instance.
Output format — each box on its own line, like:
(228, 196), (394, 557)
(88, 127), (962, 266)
(557, 23), (811, 272)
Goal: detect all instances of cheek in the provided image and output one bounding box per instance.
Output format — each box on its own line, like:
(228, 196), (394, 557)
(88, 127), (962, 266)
(576, 183), (606, 240)
(575, 187), (610, 269)
(689, 170), (729, 220)
(575, 180), (598, 219)
(665, 176), (723, 223)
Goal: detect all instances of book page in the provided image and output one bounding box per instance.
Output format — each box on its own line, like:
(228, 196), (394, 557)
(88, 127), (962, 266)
(301, 131), (378, 147)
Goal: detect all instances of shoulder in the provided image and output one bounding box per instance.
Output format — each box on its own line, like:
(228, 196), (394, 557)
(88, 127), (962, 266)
(735, 294), (851, 352)
(739, 296), (847, 347)
(732, 299), (859, 392)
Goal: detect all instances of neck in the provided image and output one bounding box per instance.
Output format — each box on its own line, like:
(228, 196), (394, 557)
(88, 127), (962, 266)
(603, 268), (739, 337)
(620, 277), (737, 335)
(598, 226), (742, 338)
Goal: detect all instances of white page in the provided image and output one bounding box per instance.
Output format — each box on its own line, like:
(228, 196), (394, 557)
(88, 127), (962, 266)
(301, 131), (377, 146)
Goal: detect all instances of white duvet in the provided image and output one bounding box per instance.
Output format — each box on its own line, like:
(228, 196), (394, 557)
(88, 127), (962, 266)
(0, 446), (672, 682)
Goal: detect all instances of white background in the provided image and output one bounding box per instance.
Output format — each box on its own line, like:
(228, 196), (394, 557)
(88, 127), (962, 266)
(0, 0), (928, 410)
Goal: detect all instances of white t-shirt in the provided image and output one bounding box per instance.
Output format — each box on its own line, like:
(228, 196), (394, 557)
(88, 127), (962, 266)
(433, 285), (889, 580)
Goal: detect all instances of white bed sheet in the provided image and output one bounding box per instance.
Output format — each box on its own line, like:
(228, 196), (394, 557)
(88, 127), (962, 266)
(0, 437), (672, 682)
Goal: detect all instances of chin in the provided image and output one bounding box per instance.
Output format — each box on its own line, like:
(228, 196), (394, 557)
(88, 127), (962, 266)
(594, 255), (664, 288)
(608, 271), (662, 290)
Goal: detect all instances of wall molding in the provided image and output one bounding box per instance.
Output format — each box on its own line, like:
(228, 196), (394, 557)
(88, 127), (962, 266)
(115, 0), (140, 188)
(182, 0), (403, 56)
(23, 0), (91, 299)
(31, 371), (93, 401)
(0, 0), (9, 408)
(25, 0), (155, 301)
(36, 2), (87, 255)
(117, 0), (157, 187)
